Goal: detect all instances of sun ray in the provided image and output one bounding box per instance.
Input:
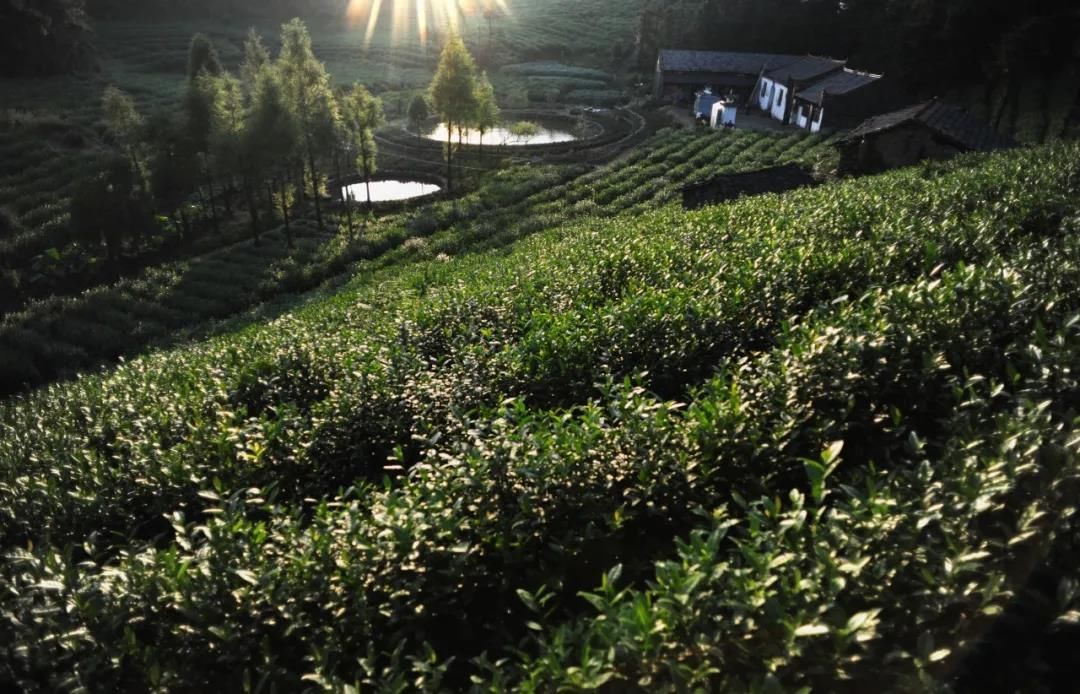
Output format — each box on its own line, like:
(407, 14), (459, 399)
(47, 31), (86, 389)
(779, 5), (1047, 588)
(347, 0), (506, 47)
(345, 0), (372, 29)
(364, 0), (385, 47)
(416, 0), (429, 47)
(442, 0), (459, 33)
(392, 0), (409, 45)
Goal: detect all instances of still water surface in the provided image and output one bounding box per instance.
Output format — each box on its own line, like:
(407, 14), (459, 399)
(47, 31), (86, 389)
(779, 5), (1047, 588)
(424, 123), (578, 146)
(341, 179), (441, 203)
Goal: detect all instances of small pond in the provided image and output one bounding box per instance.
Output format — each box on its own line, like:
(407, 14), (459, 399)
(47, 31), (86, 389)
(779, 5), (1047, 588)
(424, 122), (579, 146)
(341, 179), (441, 203)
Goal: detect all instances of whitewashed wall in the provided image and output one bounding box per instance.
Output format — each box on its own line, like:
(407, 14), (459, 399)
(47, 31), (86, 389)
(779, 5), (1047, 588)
(757, 78), (774, 112)
(770, 84), (788, 121)
(796, 105), (809, 129)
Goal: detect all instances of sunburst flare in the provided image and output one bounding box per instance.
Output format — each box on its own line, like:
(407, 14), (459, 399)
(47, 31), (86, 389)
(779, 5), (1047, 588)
(347, 0), (512, 48)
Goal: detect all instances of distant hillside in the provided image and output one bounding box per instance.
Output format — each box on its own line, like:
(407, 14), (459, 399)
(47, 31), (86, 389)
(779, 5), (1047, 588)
(0, 128), (839, 397)
(85, 0), (349, 19)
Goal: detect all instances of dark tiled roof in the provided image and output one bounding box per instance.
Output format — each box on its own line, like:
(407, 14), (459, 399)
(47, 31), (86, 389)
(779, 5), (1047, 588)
(764, 56), (846, 83)
(658, 49), (799, 76)
(918, 100), (1017, 150)
(796, 68), (881, 105)
(844, 100), (1015, 151)
(845, 103), (927, 138)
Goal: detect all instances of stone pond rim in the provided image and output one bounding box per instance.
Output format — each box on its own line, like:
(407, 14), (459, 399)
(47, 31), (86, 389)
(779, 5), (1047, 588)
(376, 108), (647, 163)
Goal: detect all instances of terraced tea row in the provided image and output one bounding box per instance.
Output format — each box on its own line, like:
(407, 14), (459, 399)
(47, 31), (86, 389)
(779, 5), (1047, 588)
(0, 128), (830, 396)
(1, 142), (1078, 691)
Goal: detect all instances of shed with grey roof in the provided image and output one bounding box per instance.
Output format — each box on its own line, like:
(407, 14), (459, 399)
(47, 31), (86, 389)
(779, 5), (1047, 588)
(839, 99), (1015, 173)
(796, 69), (881, 106)
(764, 56), (847, 84)
(654, 49), (800, 101)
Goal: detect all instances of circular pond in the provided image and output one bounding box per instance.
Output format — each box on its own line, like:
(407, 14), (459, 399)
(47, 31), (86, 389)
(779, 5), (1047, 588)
(423, 122), (579, 146)
(341, 179), (441, 203)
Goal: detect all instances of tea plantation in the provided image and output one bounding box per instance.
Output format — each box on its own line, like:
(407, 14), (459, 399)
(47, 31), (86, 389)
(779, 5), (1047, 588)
(3, 142), (1080, 691)
(0, 0), (643, 320)
(0, 127), (838, 396)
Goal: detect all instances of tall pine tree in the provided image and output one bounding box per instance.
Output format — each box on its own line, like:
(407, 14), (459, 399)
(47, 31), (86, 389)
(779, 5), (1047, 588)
(278, 18), (339, 232)
(428, 34), (479, 194)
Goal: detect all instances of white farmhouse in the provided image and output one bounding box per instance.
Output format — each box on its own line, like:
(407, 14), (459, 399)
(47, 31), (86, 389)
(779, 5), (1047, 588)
(755, 56), (845, 125)
(791, 68), (883, 132)
(654, 49), (889, 133)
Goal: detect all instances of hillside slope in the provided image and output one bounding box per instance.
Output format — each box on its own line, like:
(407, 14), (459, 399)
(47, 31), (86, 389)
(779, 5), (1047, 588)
(2, 142), (1080, 691)
(0, 127), (837, 397)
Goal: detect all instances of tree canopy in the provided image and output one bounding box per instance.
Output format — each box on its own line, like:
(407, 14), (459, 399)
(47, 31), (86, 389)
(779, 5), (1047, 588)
(473, 71), (500, 151)
(340, 84), (385, 206)
(244, 61), (301, 243)
(278, 17), (340, 231)
(429, 34), (480, 131)
(101, 85), (145, 176)
(0, 0), (94, 76)
(71, 154), (154, 262)
(241, 28), (271, 90)
(428, 33), (480, 193)
(407, 94), (431, 135)
(187, 32), (223, 82)
(245, 64), (299, 179)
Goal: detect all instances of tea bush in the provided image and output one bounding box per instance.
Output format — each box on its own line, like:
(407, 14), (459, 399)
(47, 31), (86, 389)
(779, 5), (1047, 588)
(2, 143), (1080, 690)
(0, 128), (829, 397)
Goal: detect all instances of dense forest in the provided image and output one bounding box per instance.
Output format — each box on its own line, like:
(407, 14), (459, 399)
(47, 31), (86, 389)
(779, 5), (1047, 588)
(0, 0), (94, 76)
(637, 0), (1080, 87)
(638, 0), (1080, 139)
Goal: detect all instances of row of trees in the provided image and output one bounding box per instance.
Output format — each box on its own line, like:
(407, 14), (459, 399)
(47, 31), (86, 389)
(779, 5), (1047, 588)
(73, 19), (386, 262)
(73, 20), (506, 264)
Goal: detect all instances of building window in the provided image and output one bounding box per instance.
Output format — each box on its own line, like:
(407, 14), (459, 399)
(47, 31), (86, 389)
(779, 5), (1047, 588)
(775, 89), (783, 108)
(760, 82), (767, 100)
